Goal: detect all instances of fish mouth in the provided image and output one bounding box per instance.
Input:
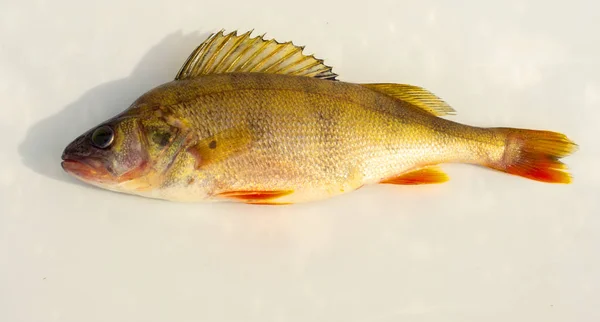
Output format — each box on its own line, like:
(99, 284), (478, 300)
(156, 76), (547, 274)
(61, 156), (114, 183)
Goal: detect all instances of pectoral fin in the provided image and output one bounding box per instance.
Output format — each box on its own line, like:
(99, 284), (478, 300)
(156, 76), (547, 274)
(187, 126), (253, 169)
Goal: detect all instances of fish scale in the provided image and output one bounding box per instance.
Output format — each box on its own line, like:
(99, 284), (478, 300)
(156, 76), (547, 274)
(142, 73), (477, 201)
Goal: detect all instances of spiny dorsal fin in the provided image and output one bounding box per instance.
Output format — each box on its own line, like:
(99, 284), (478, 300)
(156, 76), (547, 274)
(361, 83), (456, 116)
(175, 30), (338, 81)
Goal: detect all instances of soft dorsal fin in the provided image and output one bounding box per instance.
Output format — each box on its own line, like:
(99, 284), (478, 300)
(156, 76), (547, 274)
(175, 30), (338, 81)
(361, 83), (456, 116)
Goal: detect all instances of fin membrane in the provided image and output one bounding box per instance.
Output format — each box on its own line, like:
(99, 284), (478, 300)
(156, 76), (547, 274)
(175, 30), (337, 80)
(490, 128), (577, 183)
(361, 83), (455, 116)
(217, 190), (293, 205)
(380, 166), (449, 185)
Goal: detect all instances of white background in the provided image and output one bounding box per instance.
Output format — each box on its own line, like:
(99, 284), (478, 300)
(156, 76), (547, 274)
(1, 0), (599, 321)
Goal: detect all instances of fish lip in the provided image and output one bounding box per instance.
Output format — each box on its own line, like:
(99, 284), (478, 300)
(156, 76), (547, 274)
(61, 156), (113, 183)
(61, 159), (87, 173)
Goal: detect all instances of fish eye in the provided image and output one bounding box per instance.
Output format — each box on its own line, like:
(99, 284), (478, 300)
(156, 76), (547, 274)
(91, 125), (114, 149)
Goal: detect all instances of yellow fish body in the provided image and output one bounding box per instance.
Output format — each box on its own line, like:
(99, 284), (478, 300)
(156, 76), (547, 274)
(61, 30), (577, 204)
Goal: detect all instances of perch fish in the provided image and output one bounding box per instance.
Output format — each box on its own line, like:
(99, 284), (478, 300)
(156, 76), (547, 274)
(61, 30), (577, 204)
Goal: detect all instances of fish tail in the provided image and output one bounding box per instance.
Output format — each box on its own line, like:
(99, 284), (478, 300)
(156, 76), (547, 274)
(486, 128), (577, 183)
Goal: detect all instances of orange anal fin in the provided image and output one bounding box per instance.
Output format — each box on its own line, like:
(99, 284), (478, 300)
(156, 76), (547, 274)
(380, 166), (449, 185)
(217, 190), (294, 204)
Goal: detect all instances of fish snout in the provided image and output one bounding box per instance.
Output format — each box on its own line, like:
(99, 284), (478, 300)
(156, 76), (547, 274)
(61, 133), (114, 183)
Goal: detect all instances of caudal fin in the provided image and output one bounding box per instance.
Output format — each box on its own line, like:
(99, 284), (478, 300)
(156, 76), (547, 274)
(489, 128), (577, 183)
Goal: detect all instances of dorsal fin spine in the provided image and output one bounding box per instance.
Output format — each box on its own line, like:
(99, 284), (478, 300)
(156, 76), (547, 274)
(213, 30), (251, 72)
(249, 42), (287, 72)
(193, 31), (221, 74)
(204, 31), (234, 74)
(270, 46), (304, 73)
(239, 35), (268, 71)
(291, 58), (322, 76)
(224, 33), (261, 73)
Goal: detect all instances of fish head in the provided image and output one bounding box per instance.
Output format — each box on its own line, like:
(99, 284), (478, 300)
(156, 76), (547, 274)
(61, 114), (149, 188)
(61, 108), (187, 195)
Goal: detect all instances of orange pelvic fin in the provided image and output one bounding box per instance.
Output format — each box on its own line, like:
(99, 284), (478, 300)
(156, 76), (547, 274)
(490, 128), (577, 183)
(217, 190), (293, 205)
(380, 166), (449, 185)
